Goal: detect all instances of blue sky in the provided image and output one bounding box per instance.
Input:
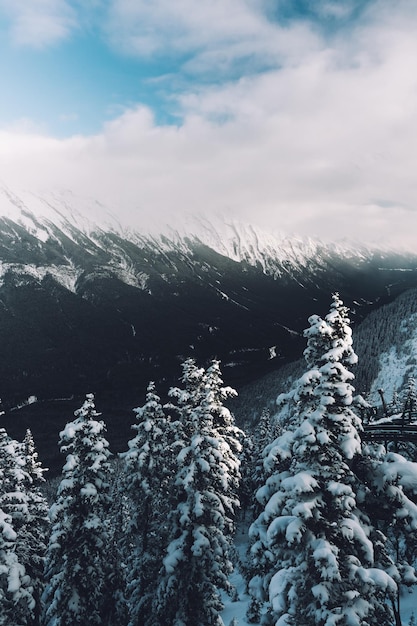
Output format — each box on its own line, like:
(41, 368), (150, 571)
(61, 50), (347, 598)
(0, 0), (374, 136)
(0, 0), (416, 248)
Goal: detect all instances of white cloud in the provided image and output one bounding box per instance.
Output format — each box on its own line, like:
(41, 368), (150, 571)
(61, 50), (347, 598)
(0, 0), (76, 47)
(104, 0), (320, 74)
(1, 0), (417, 250)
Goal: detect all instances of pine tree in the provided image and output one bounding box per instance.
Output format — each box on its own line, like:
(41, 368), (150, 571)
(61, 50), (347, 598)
(245, 311), (332, 619)
(18, 429), (49, 626)
(239, 432), (256, 520)
(42, 394), (112, 626)
(22, 429), (47, 484)
(249, 296), (403, 626)
(105, 458), (130, 626)
(0, 428), (36, 625)
(402, 375), (417, 422)
(154, 359), (243, 626)
(123, 381), (172, 626)
(0, 507), (35, 625)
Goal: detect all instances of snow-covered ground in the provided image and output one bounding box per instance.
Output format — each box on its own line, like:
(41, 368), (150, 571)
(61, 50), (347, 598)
(221, 521), (252, 626)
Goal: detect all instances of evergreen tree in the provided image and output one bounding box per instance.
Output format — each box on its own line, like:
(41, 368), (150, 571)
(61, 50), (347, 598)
(0, 428), (36, 625)
(245, 310), (332, 620)
(390, 387), (400, 415)
(42, 394), (112, 626)
(0, 507), (35, 625)
(154, 359), (242, 626)
(402, 375), (417, 422)
(123, 381), (172, 626)
(18, 429), (49, 626)
(0, 428), (29, 536)
(239, 432), (256, 520)
(22, 429), (47, 484)
(106, 458), (130, 626)
(249, 296), (405, 626)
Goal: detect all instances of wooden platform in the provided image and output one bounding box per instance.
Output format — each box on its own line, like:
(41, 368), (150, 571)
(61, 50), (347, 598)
(363, 418), (417, 445)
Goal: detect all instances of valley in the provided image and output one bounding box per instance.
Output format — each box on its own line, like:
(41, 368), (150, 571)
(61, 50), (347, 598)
(0, 186), (417, 471)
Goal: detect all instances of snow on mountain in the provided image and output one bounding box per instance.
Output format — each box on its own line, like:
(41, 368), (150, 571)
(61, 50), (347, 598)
(0, 262), (80, 293)
(0, 184), (122, 238)
(163, 213), (379, 280)
(0, 182), (387, 284)
(0, 181), (417, 412)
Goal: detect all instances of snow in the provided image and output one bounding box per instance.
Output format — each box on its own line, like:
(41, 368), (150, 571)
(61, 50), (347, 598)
(8, 560), (26, 594)
(80, 483), (98, 498)
(191, 526), (210, 556)
(0, 261), (81, 292)
(369, 321), (417, 404)
(311, 583), (330, 603)
(311, 539), (340, 580)
(381, 453), (417, 492)
(280, 471), (318, 495)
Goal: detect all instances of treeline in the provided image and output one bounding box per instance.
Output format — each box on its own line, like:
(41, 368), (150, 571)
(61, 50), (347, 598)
(3, 294), (417, 625)
(354, 287), (417, 394)
(0, 359), (243, 626)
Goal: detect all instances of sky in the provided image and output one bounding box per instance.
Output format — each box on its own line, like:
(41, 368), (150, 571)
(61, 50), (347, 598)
(0, 0), (417, 248)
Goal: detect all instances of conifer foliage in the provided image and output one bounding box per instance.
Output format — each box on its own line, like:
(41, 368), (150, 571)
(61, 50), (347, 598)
(42, 394), (112, 626)
(249, 295), (409, 626)
(1, 292), (417, 625)
(19, 428), (49, 626)
(154, 358), (243, 626)
(123, 380), (172, 626)
(0, 427), (38, 625)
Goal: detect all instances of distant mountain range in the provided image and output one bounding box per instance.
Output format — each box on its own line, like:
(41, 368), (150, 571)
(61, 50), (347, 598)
(0, 184), (416, 406)
(0, 184), (417, 468)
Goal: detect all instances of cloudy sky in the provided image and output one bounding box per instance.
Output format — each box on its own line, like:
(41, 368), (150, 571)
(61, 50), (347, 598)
(0, 0), (417, 248)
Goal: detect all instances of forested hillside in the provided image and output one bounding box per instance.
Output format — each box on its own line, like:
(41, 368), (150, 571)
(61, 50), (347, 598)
(354, 287), (417, 401)
(3, 294), (417, 625)
(0, 192), (416, 408)
(230, 287), (417, 428)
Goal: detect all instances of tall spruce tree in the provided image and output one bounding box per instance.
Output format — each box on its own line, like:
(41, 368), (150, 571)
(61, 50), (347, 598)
(0, 428), (37, 625)
(246, 312), (330, 622)
(154, 358), (243, 626)
(123, 381), (172, 626)
(18, 429), (49, 626)
(249, 295), (413, 626)
(42, 394), (112, 626)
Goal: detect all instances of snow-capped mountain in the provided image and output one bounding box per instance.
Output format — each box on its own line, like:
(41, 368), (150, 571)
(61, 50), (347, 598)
(0, 184), (417, 468)
(0, 183), (417, 455)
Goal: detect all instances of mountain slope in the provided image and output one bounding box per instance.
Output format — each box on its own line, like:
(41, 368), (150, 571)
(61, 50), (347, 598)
(0, 185), (416, 410)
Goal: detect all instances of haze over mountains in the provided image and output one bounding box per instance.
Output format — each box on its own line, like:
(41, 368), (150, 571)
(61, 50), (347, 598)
(0, 184), (417, 468)
(0, 183), (417, 405)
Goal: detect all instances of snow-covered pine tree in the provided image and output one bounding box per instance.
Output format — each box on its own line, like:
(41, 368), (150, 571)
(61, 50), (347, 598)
(105, 457), (130, 626)
(241, 407), (280, 527)
(245, 311), (331, 620)
(122, 380), (172, 626)
(22, 429), (47, 485)
(402, 375), (417, 422)
(354, 435), (417, 625)
(0, 428), (36, 625)
(249, 295), (402, 626)
(154, 358), (243, 626)
(0, 507), (35, 625)
(239, 432), (257, 520)
(42, 394), (113, 626)
(18, 429), (50, 625)
(245, 315), (331, 623)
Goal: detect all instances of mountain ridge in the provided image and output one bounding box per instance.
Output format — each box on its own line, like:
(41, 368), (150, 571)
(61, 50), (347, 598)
(0, 184), (415, 410)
